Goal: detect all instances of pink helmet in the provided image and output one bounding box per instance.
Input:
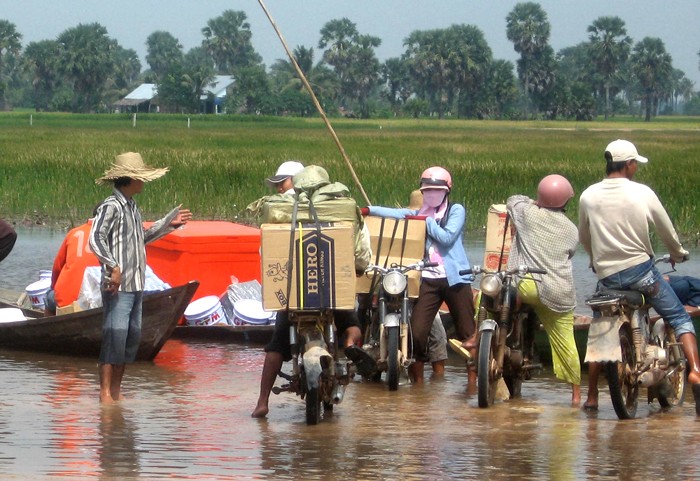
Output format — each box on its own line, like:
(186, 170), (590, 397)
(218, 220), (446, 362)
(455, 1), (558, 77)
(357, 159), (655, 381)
(536, 174), (574, 209)
(420, 166), (452, 192)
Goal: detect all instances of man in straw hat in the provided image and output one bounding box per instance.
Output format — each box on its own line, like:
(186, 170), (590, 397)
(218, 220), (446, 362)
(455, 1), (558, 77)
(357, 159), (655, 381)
(90, 152), (192, 403)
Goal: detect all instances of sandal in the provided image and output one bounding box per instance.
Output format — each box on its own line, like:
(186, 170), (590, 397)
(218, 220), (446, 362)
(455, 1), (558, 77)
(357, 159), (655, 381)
(448, 339), (472, 361)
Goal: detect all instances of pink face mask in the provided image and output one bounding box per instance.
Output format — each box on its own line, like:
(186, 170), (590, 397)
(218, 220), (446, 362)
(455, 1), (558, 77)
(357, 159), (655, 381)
(421, 189), (447, 208)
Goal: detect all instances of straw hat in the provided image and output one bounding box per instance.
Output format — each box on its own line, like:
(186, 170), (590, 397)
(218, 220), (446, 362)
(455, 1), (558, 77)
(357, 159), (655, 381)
(96, 152), (169, 185)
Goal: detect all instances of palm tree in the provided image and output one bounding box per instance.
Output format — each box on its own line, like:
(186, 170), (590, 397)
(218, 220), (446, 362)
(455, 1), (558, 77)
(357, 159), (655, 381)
(146, 31), (183, 82)
(269, 45), (339, 116)
(57, 23), (115, 112)
(587, 16), (631, 120)
(318, 18), (381, 118)
(506, 2), (551, 118)
(0, 20), (22, 110)
(24, 40), (62, 111)
(630, 37), (673, 121)
(202, 10), (261, 74)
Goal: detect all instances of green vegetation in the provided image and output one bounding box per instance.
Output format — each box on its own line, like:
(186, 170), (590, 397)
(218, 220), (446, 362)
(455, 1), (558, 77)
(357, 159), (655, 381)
(1, 113), (698, 243)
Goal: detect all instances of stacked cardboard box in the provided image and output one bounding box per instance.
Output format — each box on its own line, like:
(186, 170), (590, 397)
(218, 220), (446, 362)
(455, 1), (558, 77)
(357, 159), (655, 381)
(356, 216), (426, 298)
(482, 204), (514, 271)
(260, 222), (356, 310)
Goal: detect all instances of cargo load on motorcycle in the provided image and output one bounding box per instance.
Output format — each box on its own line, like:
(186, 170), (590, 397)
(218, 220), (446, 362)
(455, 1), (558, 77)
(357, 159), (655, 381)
(259, 165), (369, 311)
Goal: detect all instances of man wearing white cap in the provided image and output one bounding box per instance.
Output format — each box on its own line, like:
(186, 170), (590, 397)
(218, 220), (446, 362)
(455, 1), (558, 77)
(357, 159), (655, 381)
(266, 160), (304, 194)
(578, 139), (700, 413)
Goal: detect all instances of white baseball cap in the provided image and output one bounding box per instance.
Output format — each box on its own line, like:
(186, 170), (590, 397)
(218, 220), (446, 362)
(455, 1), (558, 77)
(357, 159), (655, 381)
(266, 161), (305, 185)
(605, 139), (648, 163)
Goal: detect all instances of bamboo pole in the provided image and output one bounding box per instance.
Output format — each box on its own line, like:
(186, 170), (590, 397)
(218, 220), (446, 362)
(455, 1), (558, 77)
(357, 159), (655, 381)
(256, 0), (372, 206)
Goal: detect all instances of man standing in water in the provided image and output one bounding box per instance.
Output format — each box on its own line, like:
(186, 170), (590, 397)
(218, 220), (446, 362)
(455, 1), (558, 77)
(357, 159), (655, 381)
(90, 152), (191, 403)
(578, 139), (700, 413)
(506, 175), (581, 405)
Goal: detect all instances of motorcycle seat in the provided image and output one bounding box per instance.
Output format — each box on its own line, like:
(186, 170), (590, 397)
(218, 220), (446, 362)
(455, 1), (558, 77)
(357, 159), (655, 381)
(587, 287), (645, 309)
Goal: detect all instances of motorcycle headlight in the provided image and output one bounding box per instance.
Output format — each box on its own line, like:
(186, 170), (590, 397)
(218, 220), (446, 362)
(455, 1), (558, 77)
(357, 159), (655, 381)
(480, 274), (502, 297)
(383, 271), (407, 296)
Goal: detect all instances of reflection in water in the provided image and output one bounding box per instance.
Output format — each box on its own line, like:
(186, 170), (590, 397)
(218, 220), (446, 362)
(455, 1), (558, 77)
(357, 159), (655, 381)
(98, 406), (139, 480)
(0, 341), (700, 479)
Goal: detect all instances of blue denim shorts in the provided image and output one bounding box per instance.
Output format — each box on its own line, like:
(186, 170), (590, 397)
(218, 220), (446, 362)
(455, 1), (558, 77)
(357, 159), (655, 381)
(600, 258), (695, 338)
(99, 291), (144, 364)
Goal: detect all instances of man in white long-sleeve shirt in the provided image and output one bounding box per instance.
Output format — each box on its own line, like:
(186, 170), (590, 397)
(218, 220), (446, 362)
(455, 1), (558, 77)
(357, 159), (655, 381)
(578, 139), (700, 413)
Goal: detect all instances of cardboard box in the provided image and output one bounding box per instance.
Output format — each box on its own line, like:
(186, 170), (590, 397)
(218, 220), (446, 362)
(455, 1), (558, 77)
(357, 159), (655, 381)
(261, 222), (356, 310)
(56, 301), (83, 315)
(356, 216), (426, 298)
(146, 221), (261, 302)
(483, 204), (514, 271)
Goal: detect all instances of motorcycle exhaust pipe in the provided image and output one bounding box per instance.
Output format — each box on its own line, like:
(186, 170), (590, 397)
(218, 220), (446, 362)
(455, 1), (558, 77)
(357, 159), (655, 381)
(332, 384), (346, 403)
(638, 369), (665, 387)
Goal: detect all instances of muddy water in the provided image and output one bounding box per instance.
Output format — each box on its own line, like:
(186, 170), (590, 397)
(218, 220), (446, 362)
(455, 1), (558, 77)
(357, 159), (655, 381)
(1, 341), (700, 480)
(0, 229), (699, 480)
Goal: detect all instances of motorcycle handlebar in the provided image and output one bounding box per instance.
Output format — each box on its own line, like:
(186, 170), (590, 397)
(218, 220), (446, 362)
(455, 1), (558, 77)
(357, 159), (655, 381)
(365, 259), (437, 275)
(459, 265), (547, 276)
(655, 254), (672, 264)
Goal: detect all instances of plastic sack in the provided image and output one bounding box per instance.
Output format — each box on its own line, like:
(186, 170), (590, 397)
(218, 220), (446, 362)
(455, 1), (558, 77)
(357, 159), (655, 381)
(77, 265), (171, 310)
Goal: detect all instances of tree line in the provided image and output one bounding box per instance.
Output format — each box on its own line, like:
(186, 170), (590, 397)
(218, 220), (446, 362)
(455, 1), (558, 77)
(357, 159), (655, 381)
(1, 2), (698, 120)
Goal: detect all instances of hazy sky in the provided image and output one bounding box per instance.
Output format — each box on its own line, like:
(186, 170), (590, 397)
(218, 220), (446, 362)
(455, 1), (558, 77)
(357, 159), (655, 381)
(3, 0), (700, 85)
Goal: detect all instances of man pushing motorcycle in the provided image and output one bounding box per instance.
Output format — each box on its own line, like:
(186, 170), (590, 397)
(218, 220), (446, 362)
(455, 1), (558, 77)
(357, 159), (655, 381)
(578, 139), (700, 414)
(251, 164), (374, 418)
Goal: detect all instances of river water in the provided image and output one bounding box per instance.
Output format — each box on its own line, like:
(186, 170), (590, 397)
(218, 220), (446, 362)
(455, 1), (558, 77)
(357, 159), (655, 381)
(0, 229), (699, 480)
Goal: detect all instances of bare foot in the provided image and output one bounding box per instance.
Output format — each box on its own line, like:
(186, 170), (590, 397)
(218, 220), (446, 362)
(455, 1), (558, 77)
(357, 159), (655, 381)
(251, 404), (269, 418)
(571, 385), (581, 406)
(582, 389), (598, 411)
(100, 393), (114, 404)
(431, 360), (445, 376)
(462, 335), (477, 351)
(408, 363), (424, 384)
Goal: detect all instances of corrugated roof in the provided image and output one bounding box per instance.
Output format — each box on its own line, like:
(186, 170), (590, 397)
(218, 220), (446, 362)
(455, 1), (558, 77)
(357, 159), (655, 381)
(117, 76), (235, 105)
(124, 83), (157, 100)
(202, 75), (235, 99)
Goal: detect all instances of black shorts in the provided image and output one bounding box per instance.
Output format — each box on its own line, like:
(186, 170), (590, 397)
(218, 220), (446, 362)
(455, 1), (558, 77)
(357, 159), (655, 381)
(265, 309), (360, 361)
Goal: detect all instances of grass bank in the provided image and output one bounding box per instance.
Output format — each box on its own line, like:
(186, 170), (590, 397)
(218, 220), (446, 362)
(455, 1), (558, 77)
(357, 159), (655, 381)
(0, 112), (698, 243)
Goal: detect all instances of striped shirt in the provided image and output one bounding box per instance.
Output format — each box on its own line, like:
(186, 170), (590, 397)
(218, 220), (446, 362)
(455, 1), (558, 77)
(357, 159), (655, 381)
(89, 188), (178, 292)
(506, 195), (578, 312)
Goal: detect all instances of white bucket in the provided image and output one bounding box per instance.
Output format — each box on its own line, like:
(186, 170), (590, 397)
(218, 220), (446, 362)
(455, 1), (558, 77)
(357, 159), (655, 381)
(184, 296), (228, 326)
(39, 270), (52, 281)
(232, 299), (275, 325)
(26, 279), (51, 309)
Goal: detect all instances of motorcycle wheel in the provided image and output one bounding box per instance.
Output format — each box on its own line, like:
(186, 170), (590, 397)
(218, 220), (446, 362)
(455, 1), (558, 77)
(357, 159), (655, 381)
(386, 326), (400, 391)
(306, 386), (322, 425)
(477, 329), (497, 408)
(657, 325), (686, 409)
(606, 327), (638, 419)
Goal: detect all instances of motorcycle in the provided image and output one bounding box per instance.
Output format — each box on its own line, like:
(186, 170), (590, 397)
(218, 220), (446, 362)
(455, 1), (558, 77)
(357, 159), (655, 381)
(362, 260), (437, 390)
(273, 309), (354, 425)
(584, 255), (687, 419)
(463, 264), (547, 408)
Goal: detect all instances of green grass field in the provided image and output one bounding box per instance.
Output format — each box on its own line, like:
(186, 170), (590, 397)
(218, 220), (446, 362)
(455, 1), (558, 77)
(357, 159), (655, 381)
(0, 112), (698, 243)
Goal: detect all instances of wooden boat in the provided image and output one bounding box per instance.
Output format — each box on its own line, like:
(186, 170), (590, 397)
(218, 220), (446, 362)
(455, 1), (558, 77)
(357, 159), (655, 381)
(0, 281), (199, 361)
(173, 323), (274, 343)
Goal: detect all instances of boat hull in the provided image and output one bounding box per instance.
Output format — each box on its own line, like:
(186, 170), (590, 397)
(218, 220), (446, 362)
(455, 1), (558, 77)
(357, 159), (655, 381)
(0, 281), (199, 361)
